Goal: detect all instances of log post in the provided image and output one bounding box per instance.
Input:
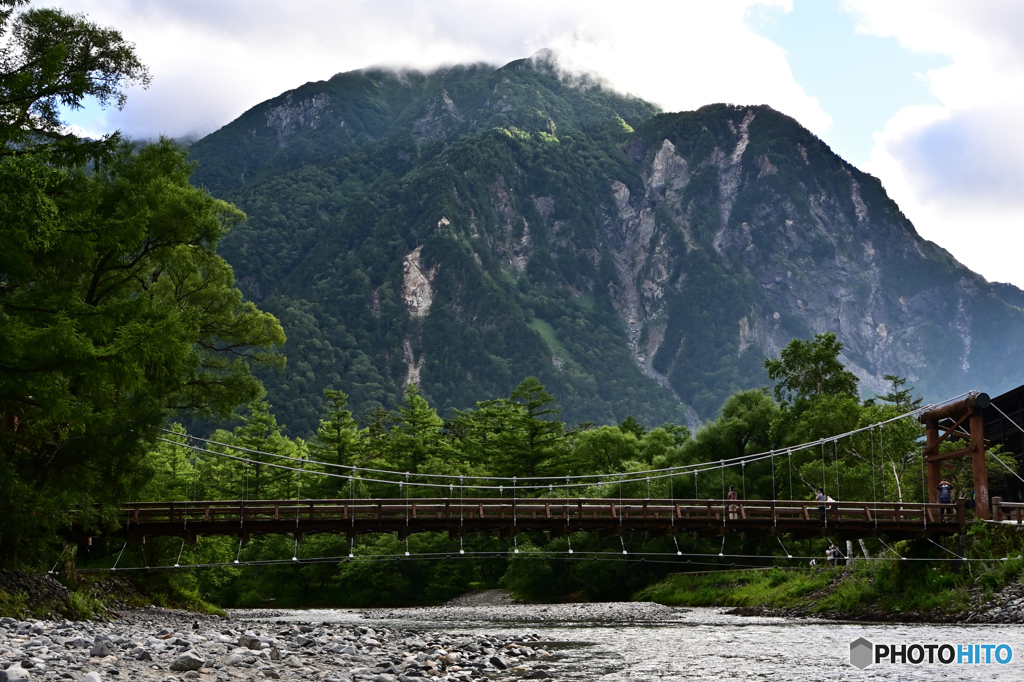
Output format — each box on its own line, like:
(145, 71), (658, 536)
(926, 419), (941, 504)
(920, 392), (991, 520)
(971, 410), (989, 520)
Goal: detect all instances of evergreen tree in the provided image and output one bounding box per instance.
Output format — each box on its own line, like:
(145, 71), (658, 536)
(388, 384), (447, 475)
(312, 389), (360, 467)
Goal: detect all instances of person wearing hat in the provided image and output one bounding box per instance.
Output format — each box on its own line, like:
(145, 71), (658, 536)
(937, 479), (953, 516)
(726, 484), (739, 520)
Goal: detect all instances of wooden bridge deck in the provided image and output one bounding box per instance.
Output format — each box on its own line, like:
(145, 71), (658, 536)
(69, 498), (966, 543)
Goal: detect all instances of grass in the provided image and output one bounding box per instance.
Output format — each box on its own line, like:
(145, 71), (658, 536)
(528, 318), (573, 362)
(634, 567), (835, 610)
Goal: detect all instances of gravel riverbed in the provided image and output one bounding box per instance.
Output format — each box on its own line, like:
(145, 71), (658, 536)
(0, 608), (560, 682)
(363, 602), (681, 623)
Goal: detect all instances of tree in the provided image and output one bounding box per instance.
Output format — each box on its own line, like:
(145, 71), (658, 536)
(502, 377), (566, 477)
(388, 384), (447, 474)
(0, 0), (150, 159)
(0, 3), (283, 566)
(231, 400), (299, 500)
(618, 416), (646, 439)
(311, 389), (360, 467)
(877, 374), (923, 411)
(569, 426), (639, 474)
(764, 332), (859, 407)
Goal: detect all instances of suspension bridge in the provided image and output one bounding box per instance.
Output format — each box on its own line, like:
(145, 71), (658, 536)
(66, 391), (1024, 559)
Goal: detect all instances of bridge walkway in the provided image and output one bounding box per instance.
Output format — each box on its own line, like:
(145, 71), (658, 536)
(69, 497), (966, 544)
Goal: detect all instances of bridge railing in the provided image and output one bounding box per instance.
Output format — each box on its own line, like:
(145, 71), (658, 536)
(79, 497), (963, 528)
(991, 497), (1024, 524)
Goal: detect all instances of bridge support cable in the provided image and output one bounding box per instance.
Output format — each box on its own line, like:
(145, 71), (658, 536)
(787, 449), (793, 501)
(870, 427), (878, 530)
(879, 424), (886, 503)
(513, 476), (517, 528)
(110, 541), (127, 571)
(741, 456), (749, 499)
(833, 439), (840, 504)
(72, 547), (1018, 573)
(152, 398), (940, 496)
(670, 467), (675, 529)
(983, 403), (1024, 486)
(927, 537), (967, 561)
(877, 537), (906, 561)
(158, 396), (956, 493)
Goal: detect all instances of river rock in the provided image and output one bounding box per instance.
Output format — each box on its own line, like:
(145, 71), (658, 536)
(169, 651), (205, 671)
(88, 640), (114, 657)
(0, 666), (30, 681)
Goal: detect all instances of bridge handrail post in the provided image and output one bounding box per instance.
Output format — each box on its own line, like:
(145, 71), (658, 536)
(956, 498), (966, 526)
(992, 497), (1002, 523)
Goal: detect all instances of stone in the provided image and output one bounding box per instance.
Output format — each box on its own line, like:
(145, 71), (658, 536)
(238, 635), (261, 650)
(223, 654), (243, 667)
(169, 652), (205, 672)
(0, 666), (30, 681)
(489, 656), (508, 670)
(87, 641), (113, 658)
(284, 656), (303, 668)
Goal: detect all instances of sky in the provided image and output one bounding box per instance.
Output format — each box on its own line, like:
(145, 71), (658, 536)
(53, 0), (1024, 289)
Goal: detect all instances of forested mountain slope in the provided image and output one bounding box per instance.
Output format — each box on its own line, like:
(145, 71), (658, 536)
(187, 53), (1024, 435)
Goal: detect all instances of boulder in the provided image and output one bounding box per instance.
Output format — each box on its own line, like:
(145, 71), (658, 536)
(0, 665), (30, 681)
(88, 640), (114, 657)
(169, 651), (205, 672)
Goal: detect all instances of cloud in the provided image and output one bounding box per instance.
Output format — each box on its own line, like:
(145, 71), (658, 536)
(848, 0), (1024, 286)
(57, 0), (830, 140)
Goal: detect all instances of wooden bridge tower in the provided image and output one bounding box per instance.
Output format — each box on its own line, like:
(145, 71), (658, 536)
(920, 392), (990, 520)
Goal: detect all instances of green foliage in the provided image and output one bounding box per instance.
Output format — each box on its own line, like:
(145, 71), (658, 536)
(765, 332), (859, 407)
(0, 0), (150, 159)
(0, 3), (284, 568)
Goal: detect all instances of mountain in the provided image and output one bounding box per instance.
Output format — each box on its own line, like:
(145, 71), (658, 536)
(187, 53), (1024, 436)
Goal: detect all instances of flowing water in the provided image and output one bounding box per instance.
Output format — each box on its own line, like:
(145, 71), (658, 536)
(252, 607), (1024, 680)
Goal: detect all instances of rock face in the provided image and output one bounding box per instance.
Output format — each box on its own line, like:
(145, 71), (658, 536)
(603, 104), (1024, 412)
(188, 54), (1024, 431)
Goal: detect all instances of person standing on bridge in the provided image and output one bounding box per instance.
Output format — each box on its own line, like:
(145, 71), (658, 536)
(816, 488), (826, 521)
(726, 485), (738, 520)
(937, 479), (953, 516)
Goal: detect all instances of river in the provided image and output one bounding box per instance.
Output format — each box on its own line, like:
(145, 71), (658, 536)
(241, 607), (1024, 680)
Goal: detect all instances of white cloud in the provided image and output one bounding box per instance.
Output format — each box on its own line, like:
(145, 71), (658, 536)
(57, 0), (830, 140)
(848, 0), (1024, 287)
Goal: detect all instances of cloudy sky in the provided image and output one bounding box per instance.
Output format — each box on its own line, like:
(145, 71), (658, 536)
(56, 0), (1024, 289)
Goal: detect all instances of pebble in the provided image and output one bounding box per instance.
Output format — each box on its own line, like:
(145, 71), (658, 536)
(0, 606), (559, 681)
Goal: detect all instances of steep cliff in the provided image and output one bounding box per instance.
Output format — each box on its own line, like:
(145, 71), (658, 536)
(187, 54), (1024, 435)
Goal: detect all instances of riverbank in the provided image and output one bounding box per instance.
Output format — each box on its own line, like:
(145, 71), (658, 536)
(0, 606), (559, 682)
(636, 564), (1024, 624)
